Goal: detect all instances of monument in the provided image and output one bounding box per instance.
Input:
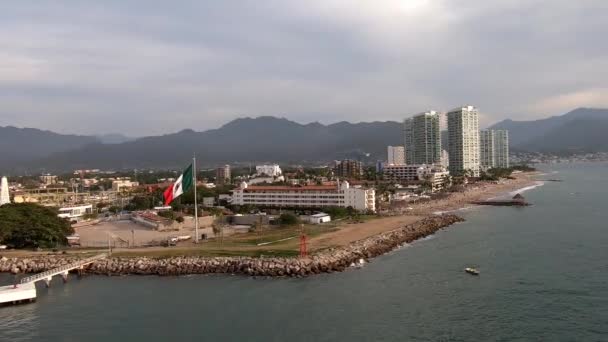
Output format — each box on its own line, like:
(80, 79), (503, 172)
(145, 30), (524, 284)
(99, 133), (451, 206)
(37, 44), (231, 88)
(0, 176), (10, 205)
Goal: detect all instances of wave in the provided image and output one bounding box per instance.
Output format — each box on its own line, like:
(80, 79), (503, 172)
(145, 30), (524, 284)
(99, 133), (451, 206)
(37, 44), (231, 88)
(433, 206), (478, 216)
(508, 181), (545, 196)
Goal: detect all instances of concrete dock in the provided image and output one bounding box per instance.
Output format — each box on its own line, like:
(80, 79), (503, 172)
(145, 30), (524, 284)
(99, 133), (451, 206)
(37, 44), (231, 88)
(0, 282), (36, 305)
(1, 253), (107, 306)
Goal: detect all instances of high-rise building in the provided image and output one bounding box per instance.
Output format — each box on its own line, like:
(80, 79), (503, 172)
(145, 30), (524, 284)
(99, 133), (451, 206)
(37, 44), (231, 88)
(480, 130), (510, 169)
(0, 176), (10, 205)
(216, 165), (231, 185)
(387, 146), (405, 165)
(447, 105), (480, 177)
(333, 160), (363, 179)
(404, 111), (441, 165)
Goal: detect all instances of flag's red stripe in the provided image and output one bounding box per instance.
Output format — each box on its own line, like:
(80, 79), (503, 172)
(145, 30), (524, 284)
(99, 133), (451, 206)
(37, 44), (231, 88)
(163, 184), (174, 205)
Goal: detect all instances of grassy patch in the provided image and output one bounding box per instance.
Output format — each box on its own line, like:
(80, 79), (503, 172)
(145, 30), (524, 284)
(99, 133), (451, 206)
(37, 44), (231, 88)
(112, 248), (299, 258)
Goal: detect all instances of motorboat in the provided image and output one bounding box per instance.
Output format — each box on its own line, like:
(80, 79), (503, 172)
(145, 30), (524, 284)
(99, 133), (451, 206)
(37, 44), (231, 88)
(465, 267), (479, 275)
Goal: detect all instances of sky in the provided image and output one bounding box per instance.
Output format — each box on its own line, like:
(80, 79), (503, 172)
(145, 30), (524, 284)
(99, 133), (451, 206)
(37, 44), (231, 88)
(1, 0), (607, 136)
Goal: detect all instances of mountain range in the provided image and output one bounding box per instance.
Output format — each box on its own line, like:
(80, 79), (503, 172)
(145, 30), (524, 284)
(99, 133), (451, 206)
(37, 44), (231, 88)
(2, 108), (607, 173)
(489, 108), (608, 153)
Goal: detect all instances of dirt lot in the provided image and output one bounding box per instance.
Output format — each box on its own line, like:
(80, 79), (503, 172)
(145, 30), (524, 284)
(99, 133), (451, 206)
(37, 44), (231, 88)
(307, 215), (423, 250)
(75, 220), (213, 247)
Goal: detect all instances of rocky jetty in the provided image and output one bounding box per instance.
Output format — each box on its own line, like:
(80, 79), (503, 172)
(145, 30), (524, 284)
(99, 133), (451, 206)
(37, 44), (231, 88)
(0, 214), (464, 278)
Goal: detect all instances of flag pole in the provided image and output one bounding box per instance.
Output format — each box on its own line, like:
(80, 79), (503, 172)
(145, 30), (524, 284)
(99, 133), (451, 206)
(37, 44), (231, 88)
(193, 154), (199, 243)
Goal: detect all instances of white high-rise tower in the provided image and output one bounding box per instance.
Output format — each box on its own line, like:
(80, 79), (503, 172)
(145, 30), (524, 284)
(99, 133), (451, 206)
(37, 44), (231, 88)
(0, 176), (10, 205)
(447, 106), (480, 177)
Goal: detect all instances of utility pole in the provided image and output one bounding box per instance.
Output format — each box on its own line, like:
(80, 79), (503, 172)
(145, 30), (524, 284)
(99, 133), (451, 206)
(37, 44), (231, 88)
(193, 155), (199, 243)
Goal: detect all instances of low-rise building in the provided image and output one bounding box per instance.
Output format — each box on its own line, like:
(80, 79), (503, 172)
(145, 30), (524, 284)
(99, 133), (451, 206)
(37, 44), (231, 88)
(57, 204), (94, 221)
(112, 179), (139, 191)
(231, 181), (375, 212)
(40, 174), (58, 186)
(256, 164), (282, 177)
(383, 164), (450, 192)
(301, 213), (331, 224)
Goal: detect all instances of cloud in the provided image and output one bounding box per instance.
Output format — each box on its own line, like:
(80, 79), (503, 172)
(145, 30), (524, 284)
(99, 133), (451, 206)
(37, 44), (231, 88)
(0, 0), (606, 135)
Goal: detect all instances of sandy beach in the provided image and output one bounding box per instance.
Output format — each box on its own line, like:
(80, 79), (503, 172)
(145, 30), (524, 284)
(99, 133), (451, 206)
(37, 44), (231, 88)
(405, 172), (542, 216)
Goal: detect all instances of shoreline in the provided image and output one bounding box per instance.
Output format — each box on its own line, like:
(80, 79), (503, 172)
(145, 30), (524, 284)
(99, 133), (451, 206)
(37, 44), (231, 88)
(0, 172), (541, 278)
(406, 172), (541, 216)
(0, 215), (464, 278)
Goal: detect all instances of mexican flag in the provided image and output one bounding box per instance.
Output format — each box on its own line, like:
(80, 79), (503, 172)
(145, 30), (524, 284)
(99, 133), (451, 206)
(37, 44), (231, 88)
(163, 164), (193, 205)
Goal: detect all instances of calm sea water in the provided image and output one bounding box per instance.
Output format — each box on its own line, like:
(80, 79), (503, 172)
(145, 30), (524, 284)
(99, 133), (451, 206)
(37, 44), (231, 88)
(1, 163), (607, 341)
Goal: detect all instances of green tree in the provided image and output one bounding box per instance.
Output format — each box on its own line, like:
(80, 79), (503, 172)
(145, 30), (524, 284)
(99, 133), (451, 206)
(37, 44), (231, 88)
(0, 203), (74, 249)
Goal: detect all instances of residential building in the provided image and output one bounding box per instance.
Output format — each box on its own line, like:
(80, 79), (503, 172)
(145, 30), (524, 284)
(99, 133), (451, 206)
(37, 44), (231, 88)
(40, 174), (58, 186)
(256, 164), (282, 177)
(447, 105), (480, 177)
(112, 179), (140, 191)
(387, 146), (405, 165)
(333, 160), (363, 179)
(0, 176), (9, 205)
(404, 111), (442, 165)
(216, 165), (231, 185)
(231, 181), (376, 212)
(382, 164), (450, 192)
(440, 149), (449, 168)
(480, 130), (510, 169)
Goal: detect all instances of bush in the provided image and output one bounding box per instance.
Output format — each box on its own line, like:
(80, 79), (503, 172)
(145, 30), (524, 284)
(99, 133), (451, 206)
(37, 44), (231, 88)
(278, 213), (299, 226)
(157, 210), (175, 220)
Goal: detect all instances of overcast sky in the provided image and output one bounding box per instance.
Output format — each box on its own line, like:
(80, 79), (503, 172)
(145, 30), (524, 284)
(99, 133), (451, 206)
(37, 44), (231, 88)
(1, 0), (607, 136)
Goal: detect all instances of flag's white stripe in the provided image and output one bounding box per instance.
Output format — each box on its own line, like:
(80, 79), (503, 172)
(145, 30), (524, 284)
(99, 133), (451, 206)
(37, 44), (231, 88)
(173, 174), (184, 199)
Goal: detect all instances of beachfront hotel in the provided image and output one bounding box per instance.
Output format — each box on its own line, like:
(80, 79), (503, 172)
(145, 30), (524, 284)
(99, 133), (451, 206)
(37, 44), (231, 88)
(447, 106), (481, 177)
(230, 181), (376, 212)
(480, 129), (510, 169)
(382, 164), (450, 192)
(404, 111), (442, 165)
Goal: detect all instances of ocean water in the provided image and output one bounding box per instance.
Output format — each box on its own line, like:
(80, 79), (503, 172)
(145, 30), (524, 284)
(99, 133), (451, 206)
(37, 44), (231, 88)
(1, 163), (607, 341)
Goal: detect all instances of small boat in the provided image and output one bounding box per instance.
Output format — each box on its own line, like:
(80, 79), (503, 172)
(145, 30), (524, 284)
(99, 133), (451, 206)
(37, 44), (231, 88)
(465, 267), (480, 275)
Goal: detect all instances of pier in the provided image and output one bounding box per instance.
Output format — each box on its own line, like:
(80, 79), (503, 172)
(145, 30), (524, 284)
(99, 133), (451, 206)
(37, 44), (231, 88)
(471, 193), (530, 207)
(0, 253), (107, 305)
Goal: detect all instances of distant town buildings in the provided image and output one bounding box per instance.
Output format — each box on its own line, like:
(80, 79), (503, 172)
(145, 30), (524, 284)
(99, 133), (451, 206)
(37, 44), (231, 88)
(447, 106), (480, 177)
(387, 146), (405, 165)
(216, 165), (231, 185)
(404, 111), (442, 165)
(231, 181), (375, 212)
(480, 130), (510, 169)
(256, 164), (282, 177)
(0, 176), (10, 205)
(333, 160), (363, 179)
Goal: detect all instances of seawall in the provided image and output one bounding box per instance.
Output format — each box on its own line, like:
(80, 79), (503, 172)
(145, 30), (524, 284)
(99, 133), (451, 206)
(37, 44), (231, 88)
(0, 214), (464, 278)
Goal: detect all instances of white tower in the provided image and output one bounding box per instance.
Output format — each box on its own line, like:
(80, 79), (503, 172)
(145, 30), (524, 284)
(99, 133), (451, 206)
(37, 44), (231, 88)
(447, 106), (480, 177)
(0, 176), (10, 205)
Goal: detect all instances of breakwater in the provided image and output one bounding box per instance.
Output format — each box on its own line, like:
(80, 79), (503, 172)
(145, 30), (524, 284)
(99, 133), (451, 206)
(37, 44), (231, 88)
(0, 214), (464, 278)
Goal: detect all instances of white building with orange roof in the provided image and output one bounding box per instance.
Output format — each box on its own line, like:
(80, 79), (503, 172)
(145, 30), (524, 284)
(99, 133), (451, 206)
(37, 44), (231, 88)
(231, 181), (375, 212)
